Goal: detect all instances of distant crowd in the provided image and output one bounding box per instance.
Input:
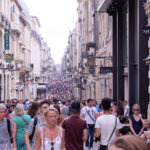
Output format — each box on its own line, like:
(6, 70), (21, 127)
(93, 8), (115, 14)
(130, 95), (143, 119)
(0, 97), (150, 150)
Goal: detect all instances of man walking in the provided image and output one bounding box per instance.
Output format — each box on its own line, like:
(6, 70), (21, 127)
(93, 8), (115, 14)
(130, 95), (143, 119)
(62, 101), (88, 150)
(95, 98), (120, 150)
(81, 99), (98, 150)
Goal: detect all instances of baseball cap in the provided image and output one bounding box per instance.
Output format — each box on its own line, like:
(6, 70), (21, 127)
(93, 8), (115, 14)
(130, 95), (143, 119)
(71, 101), (80, 113)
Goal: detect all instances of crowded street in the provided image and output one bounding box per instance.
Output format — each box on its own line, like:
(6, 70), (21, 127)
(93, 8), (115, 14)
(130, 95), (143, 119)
(0, 0), (150, 150)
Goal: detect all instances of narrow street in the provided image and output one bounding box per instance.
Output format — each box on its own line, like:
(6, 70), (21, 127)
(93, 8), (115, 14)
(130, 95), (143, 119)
(0, 0), (150, 150)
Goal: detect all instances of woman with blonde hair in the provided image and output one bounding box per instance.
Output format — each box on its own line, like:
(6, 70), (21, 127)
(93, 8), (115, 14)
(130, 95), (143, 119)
(35, 107), (65, 150)
(129, 104), (144, 136)
(109, 135), (150, 150)
(13, 104), (31, 150)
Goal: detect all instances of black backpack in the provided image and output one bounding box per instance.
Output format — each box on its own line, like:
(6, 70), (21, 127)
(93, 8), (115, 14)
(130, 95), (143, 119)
(6, 118), (13, 143)
(29, 116), (38, 143)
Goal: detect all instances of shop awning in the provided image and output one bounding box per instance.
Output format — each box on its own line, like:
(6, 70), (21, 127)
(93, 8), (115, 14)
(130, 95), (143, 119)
(97, 0), (112, 12)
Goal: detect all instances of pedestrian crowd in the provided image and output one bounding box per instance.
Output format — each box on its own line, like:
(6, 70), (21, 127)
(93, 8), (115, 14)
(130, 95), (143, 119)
(0, 97), (150, 150)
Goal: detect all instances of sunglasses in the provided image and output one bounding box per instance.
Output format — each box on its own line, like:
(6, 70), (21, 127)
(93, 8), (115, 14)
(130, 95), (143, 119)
(133, 109), (140, 111)
(51, 142), (54, 150)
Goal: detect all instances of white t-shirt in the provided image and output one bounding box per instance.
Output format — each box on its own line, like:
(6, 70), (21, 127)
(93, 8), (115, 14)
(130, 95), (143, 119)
(81, 106), (98, 124)
(95, 114), (121, 146)
(124, 105), (130, 116)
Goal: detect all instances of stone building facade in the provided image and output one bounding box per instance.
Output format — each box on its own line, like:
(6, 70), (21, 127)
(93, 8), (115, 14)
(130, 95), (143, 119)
(0, 0), (52, 102)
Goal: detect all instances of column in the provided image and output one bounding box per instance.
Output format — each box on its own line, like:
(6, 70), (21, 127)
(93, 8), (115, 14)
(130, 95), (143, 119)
(144, 0), (150, 119)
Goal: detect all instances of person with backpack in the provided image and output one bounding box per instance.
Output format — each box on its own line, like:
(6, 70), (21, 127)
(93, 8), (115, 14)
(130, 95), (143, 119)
(0, 104), (13, 150)
(25, 100), (50, 150)
(13, 104), (31, 150)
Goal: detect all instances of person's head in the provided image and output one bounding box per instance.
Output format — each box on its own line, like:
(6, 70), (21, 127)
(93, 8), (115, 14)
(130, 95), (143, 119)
(6, 99), (11, 106)
(101, 97), (111, 111)
(10, 105), (15, 113)
(44, 107), (59, 125)
(81, 100), (86, 106)
(92, 100), (97, 106)
(132, 104), (140, 115)
(61, 101), (66, 105)
(109, 135), (150, 150)
(39, 100), (50, 114)
(119, 98), (124, 104)
(53, 98), (58, 104)
(0, 104), (6, 120)
(71, 101), (80, 114)
(53, 104), (61, 115)
(124, 100), (128, 105)
(14, 103), (25, 116)
(12, 99), (18, 106)
(27, 102), (39, 118)
(143, 119), (150, 129)
(87, 99), (93, 107)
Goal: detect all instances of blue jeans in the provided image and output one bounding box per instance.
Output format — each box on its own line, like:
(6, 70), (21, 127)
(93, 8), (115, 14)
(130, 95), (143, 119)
(86, 124), (95, 148)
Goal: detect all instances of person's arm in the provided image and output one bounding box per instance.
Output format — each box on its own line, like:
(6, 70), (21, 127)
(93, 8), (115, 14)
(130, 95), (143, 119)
(25, 133), (31, 150)
(129, 118), (138, 136)
(138, 114), (145, 136)
(34, 129), (41, 150)
(83, 128), (88, 141)
(141, 132), (146, 139)
(125, 107), (129, 116)
(25, 118), (34, 150)
(95, 128), (100, 138)
(12, 122), (17, 150)
(61, 128), (66, 150)
(116, 129), (120, 136)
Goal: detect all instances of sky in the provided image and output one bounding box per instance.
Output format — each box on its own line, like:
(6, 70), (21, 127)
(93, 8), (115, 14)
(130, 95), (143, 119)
(25, 0), (78, 64)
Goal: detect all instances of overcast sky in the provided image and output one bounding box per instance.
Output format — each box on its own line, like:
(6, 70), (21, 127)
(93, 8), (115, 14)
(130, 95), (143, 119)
(25, 0), (78, 64)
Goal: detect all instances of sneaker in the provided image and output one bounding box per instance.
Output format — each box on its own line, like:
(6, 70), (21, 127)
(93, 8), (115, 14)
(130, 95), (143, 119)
(90, 147), (93, 150)
(85, 147), (89, 150)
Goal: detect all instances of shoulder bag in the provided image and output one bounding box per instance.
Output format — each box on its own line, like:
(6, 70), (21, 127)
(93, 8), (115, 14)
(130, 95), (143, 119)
(100, 115), (117, 150)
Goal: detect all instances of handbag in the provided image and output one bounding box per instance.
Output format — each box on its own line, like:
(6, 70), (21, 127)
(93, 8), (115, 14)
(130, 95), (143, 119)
(100, 116), (117, 150)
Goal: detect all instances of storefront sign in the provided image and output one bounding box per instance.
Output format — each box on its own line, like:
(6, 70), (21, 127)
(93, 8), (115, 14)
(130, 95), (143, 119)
(5, 54), (14, 62)
(142, 26), (150, 36)
(99, 67), (113, 74)
(4, 29), (10, 50)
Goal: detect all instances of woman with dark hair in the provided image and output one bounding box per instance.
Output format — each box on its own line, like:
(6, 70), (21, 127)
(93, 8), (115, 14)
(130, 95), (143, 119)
(27, 102), (39, 118)
(53, 104), (62, 124)
(109, 135), (150, 150)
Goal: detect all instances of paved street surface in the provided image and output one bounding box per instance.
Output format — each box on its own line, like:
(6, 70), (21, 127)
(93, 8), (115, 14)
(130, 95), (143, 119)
(84, 142), (100, 150)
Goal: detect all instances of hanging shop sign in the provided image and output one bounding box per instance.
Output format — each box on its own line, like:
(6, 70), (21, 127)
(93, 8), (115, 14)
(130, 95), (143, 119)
(5, 54), (14, 62)
(4, 28), (10, 50)
(142, 26), (150, 36)
(99, 67), (113, 74)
